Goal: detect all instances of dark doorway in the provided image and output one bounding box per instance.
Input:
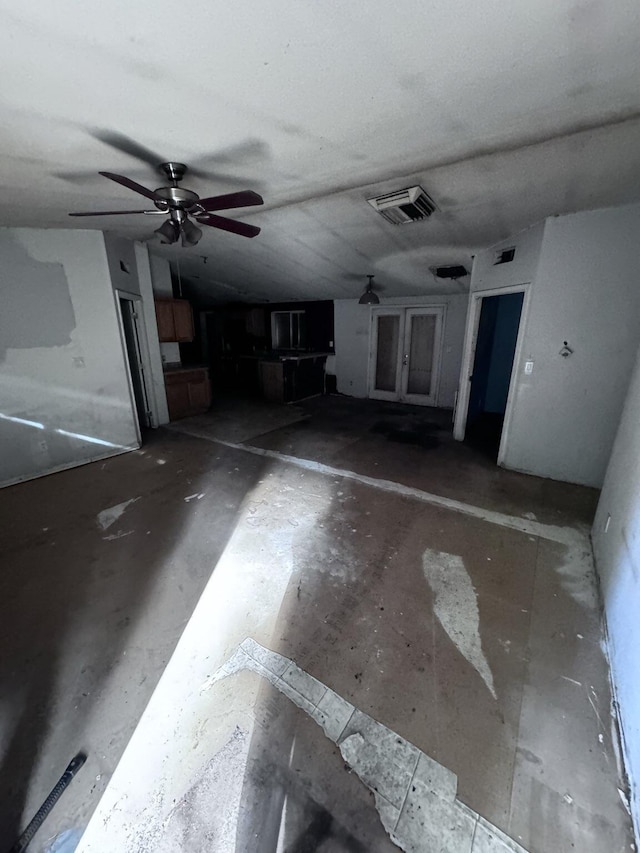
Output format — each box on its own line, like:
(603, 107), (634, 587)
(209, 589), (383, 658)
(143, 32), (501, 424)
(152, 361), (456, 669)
(119, 297), (151, 432)
(465, 291), (524, 459)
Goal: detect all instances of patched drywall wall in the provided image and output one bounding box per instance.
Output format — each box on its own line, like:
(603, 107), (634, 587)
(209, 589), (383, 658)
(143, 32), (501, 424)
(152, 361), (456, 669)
(334, 294), (467, 408)
(0, 237), (76, 360)
(593, 342), (640, 840)
(0, 228), (139, 486)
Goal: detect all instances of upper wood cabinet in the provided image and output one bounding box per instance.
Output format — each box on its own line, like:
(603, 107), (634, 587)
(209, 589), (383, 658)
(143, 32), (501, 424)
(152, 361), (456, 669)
(173, 300), (194, 341)
(154, 298), (194, 342)
(155, 300), (176, 341)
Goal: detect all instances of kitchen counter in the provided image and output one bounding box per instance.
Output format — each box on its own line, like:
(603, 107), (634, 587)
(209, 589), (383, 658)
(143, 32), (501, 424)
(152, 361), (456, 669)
(163, 362), (208, 374)
(239, 351), (332, 361)
(258, 353), (328, 403)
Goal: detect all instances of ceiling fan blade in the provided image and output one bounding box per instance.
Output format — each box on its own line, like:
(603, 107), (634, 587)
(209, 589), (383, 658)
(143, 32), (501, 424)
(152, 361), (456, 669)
(196, 190), (264, 212)
(92, 130), (165, 169)
(192, 139), (268, 170)
(99, 172), (162, 201)
(68, 209), (156, 217)
(189, 139), (268, 186)
(196, 213), (261, 238)
(187, 168), (262, 187)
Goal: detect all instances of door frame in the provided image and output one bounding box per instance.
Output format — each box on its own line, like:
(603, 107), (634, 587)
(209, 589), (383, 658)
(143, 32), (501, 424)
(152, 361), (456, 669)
(367, 303), (446, 406)
(453, 283), (531, 466)
(114, 289), (154, 440)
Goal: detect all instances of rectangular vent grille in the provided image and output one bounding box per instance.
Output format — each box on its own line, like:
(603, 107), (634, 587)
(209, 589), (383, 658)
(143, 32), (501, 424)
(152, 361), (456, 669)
(367, 186), (436, 225)
(494, 247), (516, 265)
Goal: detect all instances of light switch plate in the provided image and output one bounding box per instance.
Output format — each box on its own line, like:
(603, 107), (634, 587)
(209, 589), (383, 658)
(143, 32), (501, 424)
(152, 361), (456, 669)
(524, 360), (534, 375)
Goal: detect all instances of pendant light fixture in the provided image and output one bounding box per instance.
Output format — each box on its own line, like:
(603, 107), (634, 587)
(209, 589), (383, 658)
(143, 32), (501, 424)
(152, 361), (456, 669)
(359, 274), (380, 305)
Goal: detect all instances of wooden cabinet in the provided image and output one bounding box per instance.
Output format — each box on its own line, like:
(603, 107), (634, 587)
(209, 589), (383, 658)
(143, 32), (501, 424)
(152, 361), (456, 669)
(260, 361), (284, 403)
(164, 368), (211, 420)
(259, 355), (327, 403)
(155, 299), (194, 342)
(173, 300), (194, 341)
(155, 300), (176, 341)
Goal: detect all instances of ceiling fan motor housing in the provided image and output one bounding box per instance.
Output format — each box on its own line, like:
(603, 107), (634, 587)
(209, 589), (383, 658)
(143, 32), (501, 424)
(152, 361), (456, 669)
(154, 186), (200, 210)
(159, 161), (188, 183)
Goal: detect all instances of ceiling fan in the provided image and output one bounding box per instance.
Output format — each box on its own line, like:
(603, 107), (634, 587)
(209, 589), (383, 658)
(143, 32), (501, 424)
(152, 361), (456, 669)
(69, 161), (264, 247)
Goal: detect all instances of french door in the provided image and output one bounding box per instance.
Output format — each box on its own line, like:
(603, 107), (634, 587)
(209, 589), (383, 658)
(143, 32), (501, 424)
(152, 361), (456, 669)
(369, 307), (444, 406)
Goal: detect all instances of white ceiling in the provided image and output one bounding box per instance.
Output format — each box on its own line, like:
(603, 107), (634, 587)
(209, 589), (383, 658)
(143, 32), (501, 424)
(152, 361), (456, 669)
(2, 1), (640, 304)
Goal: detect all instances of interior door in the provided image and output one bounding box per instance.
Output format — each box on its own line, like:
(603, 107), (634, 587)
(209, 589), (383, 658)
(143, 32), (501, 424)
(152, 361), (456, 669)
(401, 308), (443, 406)
(369, 307), (443, 406)
(369, 310), (403, 401)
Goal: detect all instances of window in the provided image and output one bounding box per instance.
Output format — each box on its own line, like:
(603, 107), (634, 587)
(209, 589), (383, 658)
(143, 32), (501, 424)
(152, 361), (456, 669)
(271, 311), (307, 350)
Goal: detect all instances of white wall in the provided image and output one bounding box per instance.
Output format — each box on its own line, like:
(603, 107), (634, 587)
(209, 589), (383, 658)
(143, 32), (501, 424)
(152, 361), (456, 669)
(504, 206), (640, 487)
(470, 223), (544, 294)
(459, 207), (640, 487)
(0, 228), (139, 486)
(135, 244), (169, 425)
(149, 252), (180, 366)
(104, 237), (169, 427)
(592, 342), (640, 839)
(104, 234), (141, 296)
(334, 294), (468, 408)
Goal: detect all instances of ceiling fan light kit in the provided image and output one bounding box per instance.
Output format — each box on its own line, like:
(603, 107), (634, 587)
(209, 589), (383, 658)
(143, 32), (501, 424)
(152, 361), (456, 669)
(69, 159), (263, 247)
(154, 218), (180, 244)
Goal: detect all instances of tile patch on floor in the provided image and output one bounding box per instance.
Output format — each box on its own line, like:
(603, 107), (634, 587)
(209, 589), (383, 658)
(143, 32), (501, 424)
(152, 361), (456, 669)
(205, 638), (528, 853)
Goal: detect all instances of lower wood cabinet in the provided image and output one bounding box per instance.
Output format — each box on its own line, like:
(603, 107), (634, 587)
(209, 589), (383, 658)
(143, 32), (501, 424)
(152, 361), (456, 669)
(259, 355), (327, 403)
(164, 368), (211, 420)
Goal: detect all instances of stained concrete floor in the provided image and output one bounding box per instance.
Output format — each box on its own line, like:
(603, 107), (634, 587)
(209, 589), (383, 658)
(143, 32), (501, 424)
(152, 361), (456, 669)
(0, 395), (634, 852)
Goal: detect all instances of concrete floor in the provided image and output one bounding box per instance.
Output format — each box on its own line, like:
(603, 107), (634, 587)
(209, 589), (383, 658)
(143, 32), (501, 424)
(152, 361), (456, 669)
(0, 396), (634, 852)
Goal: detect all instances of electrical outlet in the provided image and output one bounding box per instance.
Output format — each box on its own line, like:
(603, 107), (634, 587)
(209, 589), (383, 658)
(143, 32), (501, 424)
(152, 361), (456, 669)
(38, 439), (47, 452)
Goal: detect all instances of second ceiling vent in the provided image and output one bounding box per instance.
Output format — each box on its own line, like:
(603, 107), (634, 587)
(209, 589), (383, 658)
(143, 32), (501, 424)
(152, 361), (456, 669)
(367, 186), (436, 225)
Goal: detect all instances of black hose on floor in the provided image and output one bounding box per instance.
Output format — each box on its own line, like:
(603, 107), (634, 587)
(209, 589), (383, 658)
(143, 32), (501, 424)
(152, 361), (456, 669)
(8, 753), (87, 853)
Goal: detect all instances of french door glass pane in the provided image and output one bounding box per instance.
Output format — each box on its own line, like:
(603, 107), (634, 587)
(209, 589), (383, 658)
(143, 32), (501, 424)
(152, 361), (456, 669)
(375, 315), (400, 392)
(407, 314), (436, 395)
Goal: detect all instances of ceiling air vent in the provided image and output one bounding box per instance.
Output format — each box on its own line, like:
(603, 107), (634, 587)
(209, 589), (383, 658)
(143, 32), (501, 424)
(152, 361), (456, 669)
(367, 186), (436, 225)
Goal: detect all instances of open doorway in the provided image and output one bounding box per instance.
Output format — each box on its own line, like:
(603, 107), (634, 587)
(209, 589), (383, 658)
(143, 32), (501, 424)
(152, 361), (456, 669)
(464, 291), (524, 459)
(118, 295), (151, 435)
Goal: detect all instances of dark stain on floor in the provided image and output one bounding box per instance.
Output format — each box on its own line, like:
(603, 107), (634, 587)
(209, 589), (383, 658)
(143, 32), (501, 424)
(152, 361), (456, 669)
(371, 420), (441, 449)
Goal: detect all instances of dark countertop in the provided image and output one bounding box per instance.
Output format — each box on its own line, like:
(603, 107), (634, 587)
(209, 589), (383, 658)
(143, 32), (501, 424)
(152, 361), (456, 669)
(242, 351), (332, 363)
(163, 363), (209, 374)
